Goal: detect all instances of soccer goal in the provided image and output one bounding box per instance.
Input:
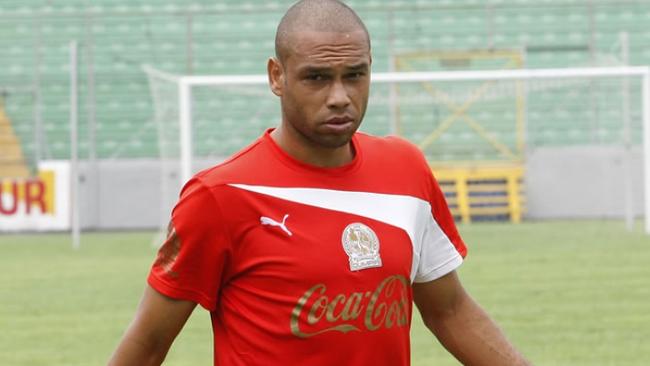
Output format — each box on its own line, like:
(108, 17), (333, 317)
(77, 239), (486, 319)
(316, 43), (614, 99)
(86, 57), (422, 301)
(143, 65), (650, 233)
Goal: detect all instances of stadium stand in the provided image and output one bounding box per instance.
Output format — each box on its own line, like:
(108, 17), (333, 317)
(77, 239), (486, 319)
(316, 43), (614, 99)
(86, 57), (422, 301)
(0, 0), (648, 164)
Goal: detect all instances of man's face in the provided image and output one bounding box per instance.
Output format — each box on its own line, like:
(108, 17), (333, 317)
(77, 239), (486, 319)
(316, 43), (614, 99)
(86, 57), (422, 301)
(269, 30), (371, 150)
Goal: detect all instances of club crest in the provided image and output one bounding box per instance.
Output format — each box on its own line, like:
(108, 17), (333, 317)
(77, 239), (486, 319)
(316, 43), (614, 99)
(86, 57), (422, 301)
(341, 223), (382, 271)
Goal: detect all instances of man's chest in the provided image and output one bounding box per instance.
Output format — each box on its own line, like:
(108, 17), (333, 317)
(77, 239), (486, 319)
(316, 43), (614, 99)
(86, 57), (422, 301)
(214, 187), (418, 335)
(227, 191), (415, 284)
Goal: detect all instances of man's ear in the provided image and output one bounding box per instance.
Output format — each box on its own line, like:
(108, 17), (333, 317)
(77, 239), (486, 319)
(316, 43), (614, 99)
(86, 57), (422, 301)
(267, 57), (284, 97)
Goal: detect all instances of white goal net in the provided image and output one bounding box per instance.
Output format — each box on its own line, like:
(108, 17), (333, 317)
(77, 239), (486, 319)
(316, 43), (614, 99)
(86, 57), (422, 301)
(144, 65), (650, 233)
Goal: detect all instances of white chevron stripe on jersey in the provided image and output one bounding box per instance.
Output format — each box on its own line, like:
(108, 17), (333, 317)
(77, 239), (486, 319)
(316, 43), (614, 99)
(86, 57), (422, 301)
(231, 183), (427, 241)
(228, 184), (461, 282)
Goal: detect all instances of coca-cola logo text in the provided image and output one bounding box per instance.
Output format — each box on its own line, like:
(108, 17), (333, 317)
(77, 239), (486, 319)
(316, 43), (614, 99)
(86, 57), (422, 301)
(290, 275), (410, 338)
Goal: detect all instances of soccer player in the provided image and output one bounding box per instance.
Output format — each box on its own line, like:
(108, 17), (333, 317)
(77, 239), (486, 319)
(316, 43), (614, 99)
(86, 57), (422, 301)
(109, 1), (530, 365)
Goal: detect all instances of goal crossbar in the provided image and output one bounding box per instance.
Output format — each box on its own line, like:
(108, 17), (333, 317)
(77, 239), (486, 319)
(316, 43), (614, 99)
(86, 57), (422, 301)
(143, 65), (650, 234)
(145, 65), (649, 85)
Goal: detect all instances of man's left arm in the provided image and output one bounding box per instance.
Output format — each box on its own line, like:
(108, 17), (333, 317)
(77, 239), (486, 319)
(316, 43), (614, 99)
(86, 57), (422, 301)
(413, 271), (531, 366)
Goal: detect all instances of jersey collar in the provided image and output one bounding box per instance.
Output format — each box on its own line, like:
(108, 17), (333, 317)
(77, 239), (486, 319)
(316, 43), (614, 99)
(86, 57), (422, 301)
(263, 128), (362, 176)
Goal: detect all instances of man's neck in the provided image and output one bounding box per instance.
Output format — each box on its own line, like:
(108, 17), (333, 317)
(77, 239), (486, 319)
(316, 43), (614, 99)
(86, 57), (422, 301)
(270, 127), (355, 168)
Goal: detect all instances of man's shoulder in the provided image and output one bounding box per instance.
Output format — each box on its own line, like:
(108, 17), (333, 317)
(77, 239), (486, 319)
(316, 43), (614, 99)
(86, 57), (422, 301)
(193, 136), (267, 187)
(356, 132), (425, 162)
(355, 132), (435, 200)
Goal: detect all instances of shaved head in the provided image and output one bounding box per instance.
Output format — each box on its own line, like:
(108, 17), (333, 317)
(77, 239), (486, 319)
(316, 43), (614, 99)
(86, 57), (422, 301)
(275, 0), (370, 63)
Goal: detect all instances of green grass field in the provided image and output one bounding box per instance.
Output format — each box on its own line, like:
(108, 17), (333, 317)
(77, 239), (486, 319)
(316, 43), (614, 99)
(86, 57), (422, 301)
(1, 220), (649, 365)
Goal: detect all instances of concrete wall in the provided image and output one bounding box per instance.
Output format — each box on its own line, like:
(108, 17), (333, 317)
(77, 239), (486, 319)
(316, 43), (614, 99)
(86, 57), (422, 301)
(78, 158), (220, 230)
(525, 146), (644, 219)
(79, 160), (168, 230)
(76, 147), (645, 229)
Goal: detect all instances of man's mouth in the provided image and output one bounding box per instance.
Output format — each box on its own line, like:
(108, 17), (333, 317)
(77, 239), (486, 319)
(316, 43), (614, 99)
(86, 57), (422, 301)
(322, 116), (355, 133)
(325, 116), (353, 125)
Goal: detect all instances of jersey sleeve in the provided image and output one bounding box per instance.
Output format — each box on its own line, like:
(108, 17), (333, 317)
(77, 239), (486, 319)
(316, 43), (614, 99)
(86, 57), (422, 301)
(148, 177), (231, 311)
(413, 161), (468, 283)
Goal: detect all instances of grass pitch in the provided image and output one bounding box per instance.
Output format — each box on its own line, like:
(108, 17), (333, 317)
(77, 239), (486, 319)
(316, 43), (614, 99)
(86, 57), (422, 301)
(1, 220), (649, 365)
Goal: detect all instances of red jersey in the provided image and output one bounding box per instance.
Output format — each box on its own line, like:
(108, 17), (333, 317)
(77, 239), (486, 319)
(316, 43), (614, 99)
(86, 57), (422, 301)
(149, 129), (467, 366)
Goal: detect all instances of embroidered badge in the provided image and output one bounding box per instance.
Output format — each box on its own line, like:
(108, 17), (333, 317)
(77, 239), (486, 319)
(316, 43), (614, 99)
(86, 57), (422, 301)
(341, 223), (382, 271)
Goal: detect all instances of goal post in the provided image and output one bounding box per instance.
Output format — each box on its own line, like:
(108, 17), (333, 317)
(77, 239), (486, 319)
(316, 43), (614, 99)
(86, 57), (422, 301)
(143, 65), (650, 233)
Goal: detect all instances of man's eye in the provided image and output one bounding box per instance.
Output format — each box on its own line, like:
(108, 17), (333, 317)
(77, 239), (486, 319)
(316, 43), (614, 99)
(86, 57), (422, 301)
(347, 72), (365, 79)
(307, 74), (325, 81)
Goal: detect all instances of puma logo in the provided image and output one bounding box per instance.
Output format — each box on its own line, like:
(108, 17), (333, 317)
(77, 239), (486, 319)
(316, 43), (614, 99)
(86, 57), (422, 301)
(260, 214), (292, 236)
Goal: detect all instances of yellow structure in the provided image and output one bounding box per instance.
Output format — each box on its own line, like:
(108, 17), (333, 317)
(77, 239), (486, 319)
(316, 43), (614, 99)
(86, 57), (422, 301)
(0, 99), (30, 178)
(394, 50), (527, 223)
(394, 49), (527, 162)
(432, 164), (525, 224)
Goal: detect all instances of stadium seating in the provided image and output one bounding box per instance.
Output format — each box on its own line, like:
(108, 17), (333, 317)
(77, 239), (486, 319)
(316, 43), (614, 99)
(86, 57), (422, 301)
(0, 1), (647, 164)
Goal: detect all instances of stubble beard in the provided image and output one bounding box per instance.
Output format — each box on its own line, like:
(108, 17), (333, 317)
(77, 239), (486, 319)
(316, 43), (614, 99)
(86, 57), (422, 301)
(281, 95), (367, 151)
(294, 121), (356, 150)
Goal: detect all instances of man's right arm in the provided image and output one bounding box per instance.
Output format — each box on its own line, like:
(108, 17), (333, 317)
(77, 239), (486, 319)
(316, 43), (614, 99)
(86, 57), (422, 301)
(108, 285), (197, 366)
(413, 271), (530, 365)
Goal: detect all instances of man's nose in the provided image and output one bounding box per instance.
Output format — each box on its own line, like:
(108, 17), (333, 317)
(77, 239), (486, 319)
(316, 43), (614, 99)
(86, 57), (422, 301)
(326, 80), (351, 109)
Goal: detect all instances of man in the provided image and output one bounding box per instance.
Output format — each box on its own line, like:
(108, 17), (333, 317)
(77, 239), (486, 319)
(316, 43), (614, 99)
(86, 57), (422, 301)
(109, 1), (530, 365)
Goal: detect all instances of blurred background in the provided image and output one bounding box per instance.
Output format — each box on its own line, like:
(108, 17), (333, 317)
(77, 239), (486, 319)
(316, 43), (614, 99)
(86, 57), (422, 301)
(1, 0), (649, 231)
(1, 1), (649, 365)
